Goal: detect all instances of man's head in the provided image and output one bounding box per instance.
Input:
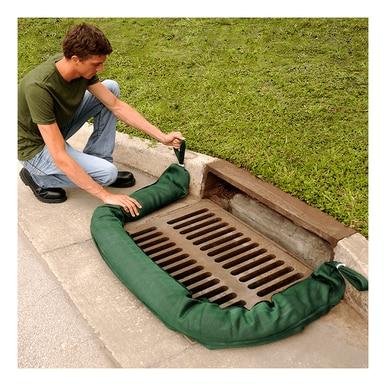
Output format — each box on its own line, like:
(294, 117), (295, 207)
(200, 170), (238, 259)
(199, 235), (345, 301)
(63, 23), (112, 60)
(62, 23), (112, 79)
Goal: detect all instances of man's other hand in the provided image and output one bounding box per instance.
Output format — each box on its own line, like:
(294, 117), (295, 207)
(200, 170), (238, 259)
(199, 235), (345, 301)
(101, 192), (142, 217)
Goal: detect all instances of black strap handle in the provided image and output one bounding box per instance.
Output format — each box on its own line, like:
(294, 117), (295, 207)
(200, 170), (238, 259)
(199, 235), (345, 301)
(173, 139), (186, 166)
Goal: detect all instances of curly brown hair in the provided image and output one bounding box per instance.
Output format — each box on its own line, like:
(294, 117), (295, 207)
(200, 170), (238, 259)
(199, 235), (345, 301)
(62, 23), (113, 60)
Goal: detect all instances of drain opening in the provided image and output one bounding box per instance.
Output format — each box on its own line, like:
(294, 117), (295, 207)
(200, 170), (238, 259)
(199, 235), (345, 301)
(207, 237), (251, 256)
(133, 231), (163, 244)
(187, 222), (230, 240)
(229, 300), (247, 307)
(231, 253), (275, 275)
(167, 208), (209, 224)
(257, 273), (304, 297)
(240, 260), (284, 283)
(199, 232), (243, 251)
(164, 259), (197, 274)
(157, 254), (190, 268)
(130, 226), (157, 238)
(180, 218), (222, 235)
(172, 212), (215, 229)
(143, 242), (176, 255)
(247, 266), (293, 289)
(193, 227), (236, 245)
(212, 292), (237, 306)
(151, 248), (183, 262)
(229, 252), (271, 274)
(214, 243), (259, 263)
(139, 237), (169, 250)
(173, 265), (204, 280)
(189, 278), (220, 294)
(196, 285), (229, 300)
(181, 272), (212, 287)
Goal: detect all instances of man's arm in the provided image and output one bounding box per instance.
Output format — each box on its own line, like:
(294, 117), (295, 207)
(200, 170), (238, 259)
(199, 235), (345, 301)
(37, 122), (141, 216)
(87, 82), (183, 148)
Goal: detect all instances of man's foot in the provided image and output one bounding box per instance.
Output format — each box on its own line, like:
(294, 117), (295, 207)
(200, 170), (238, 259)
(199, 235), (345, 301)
(19, 168), (67, 203)
(109, 171), (136, 188)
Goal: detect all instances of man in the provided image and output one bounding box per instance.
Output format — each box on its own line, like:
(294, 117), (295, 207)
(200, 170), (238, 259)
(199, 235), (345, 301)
(18, 23), (183, 217)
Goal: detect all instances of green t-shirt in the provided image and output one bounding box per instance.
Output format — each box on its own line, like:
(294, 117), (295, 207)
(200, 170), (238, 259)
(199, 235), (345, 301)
(18, 53), (99, 160)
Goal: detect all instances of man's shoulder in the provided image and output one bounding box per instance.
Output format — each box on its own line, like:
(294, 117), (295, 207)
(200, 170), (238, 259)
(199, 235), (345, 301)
(20, 53), (62, 87)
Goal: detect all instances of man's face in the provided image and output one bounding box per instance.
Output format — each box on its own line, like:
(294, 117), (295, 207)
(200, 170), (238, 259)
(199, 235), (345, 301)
(73, 54), (107, 79)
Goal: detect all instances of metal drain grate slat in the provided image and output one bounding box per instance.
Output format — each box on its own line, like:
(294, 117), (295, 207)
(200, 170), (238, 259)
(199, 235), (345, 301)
(181, 272), (212, 287)
(186, 222), (230, 240)
(157, 254), (190, 268)
(193, 227), (237, 245)
(240, 260), (285, 283)
(173, 212), (215, 229)
(226, 250), (270, 272)
(174, 266), (205, 281)
(256, 273), (305, 297)
(199, 232), (244, 251)
(213, 242), (260, 263)
(127, 199), (311, 309)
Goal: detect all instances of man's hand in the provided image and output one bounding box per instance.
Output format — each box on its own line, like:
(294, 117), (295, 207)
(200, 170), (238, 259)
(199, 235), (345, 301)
(161, 131), (184, 149)
(99, 191), (142, 217)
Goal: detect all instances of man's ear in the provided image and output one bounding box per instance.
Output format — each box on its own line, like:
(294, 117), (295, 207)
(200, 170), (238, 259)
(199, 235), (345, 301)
(71, 55), (81, 64)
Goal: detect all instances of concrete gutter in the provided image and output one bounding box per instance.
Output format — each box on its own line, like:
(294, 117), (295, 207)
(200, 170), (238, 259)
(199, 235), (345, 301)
(70, 124), (368, 317)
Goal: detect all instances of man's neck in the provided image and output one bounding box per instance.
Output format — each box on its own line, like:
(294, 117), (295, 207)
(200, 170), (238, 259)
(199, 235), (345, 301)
(55, 57), (79, 82)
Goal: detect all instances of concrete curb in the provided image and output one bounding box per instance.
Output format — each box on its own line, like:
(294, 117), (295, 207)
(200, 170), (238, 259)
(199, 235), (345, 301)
(334, 233), (368, 317)
(69, 124), (368, 317)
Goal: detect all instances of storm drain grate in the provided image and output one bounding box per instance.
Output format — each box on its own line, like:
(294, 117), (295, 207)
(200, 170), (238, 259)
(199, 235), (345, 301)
(127, 199), (311, 309)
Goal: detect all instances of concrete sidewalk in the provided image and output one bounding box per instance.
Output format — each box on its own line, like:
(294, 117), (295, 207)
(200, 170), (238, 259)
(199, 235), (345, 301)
(18, 224), (118, 368)
(17, 128), (368, 368)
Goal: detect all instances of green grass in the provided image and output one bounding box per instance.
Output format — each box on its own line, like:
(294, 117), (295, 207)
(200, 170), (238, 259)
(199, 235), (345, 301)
(18, 18), (368, 237)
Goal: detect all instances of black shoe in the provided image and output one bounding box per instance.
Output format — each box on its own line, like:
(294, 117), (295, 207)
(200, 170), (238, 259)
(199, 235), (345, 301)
(109, 171), (136, 188)
(19, 168), (67, 203)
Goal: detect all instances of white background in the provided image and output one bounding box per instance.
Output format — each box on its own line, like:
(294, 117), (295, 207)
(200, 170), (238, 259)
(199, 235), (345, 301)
(2, 1), (384, 385)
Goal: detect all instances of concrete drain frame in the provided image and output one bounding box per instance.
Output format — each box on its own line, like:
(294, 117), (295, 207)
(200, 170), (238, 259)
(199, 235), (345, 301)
(127, 199), (311, 309)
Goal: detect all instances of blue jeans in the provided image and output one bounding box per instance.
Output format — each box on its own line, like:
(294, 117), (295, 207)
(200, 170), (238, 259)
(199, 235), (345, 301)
(22, 79), (120, 188)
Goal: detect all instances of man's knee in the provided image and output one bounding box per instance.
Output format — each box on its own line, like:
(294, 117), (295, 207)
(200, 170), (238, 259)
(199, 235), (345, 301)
(102, 79), (120, 98)
(95, 162), (118, 186)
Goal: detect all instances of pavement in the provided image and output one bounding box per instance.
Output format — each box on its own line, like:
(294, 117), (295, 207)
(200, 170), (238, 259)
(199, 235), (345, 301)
(17, 129), (368, 368)
(18, 225), (118, 368)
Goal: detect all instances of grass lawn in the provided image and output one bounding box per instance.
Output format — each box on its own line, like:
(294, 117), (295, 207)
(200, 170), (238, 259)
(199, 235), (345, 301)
(18, 18), (368, 237)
